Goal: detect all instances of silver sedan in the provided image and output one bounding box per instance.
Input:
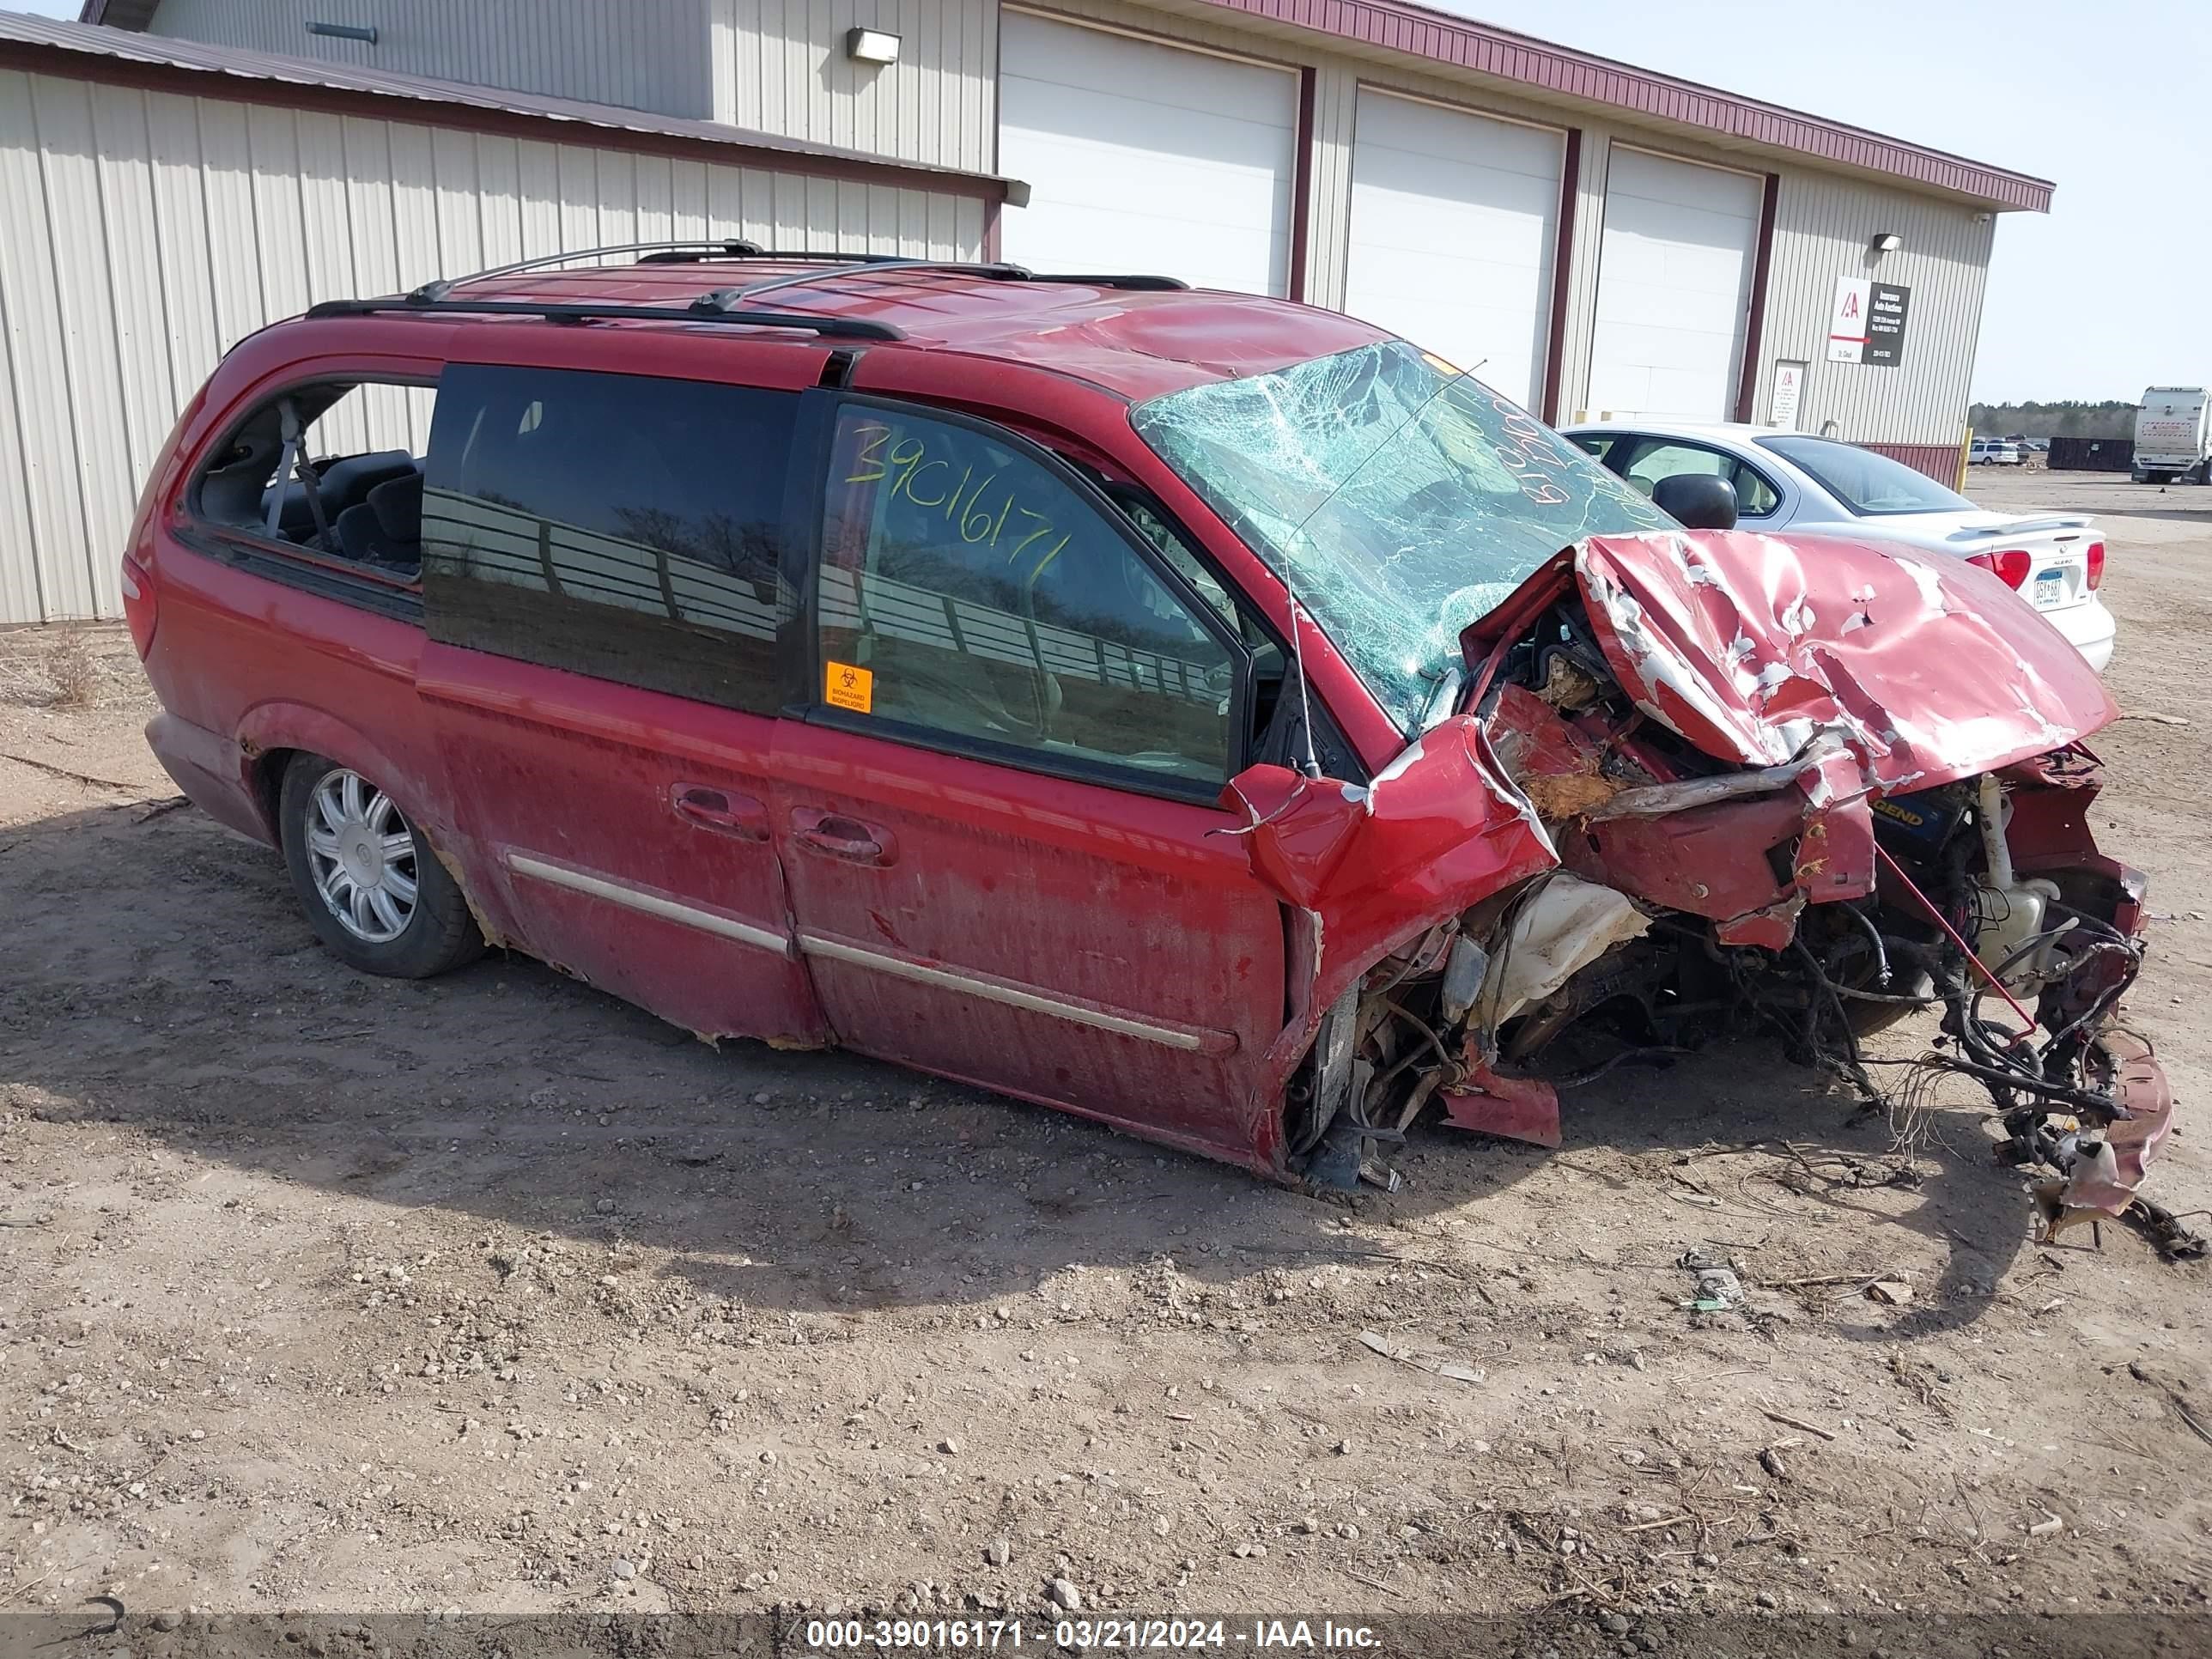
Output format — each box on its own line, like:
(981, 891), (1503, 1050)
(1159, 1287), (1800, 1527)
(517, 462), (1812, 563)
(1563, 421), (2117, 673)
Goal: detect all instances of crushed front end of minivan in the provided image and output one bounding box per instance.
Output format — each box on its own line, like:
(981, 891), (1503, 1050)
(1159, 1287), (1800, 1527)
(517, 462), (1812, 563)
(1231, 525), (2197, 1260)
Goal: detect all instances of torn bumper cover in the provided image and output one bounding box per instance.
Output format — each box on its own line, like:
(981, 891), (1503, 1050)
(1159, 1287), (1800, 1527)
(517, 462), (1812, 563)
(1231, 528), (2187, 1255)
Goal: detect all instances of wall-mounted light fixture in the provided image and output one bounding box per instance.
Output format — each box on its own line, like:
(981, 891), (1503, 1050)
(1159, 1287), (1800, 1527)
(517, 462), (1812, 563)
(1870, 232), (1903, 252)
(305, 20), (379, 44)
(846, 27), (901, 64)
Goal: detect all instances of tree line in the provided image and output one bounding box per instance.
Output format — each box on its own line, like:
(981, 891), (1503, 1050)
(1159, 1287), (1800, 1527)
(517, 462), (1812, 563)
(1968, 399), (2138, 440)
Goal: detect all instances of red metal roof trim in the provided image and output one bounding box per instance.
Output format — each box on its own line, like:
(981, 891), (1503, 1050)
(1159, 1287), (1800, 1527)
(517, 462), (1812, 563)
(1195, 0), (2053, 212)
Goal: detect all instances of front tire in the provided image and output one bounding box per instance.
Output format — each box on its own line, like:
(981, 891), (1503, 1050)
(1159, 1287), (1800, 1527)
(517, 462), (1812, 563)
(280, 753), (483, 978)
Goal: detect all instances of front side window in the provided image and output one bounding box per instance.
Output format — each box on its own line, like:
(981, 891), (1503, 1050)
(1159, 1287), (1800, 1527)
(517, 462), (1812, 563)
(1759, 434), (1972, 516)
(816, 404), (1238, 787)
(420, 365), (796, 715)
(1132, 340), (1671, 732)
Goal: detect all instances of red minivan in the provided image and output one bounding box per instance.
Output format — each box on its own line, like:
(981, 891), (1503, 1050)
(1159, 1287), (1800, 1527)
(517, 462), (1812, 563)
(122, 247), (2186, 1253)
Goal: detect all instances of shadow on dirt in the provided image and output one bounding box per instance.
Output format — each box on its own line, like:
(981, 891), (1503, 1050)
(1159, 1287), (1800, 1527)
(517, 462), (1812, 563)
(1, 799), (2047, 1334)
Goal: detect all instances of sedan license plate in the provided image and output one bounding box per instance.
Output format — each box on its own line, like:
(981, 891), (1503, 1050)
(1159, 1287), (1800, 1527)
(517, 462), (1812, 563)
(2034, 569), (2063, 606)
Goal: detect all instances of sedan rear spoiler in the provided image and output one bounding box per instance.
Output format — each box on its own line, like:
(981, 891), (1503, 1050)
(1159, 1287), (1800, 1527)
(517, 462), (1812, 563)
(1944, 515), (2094, 541)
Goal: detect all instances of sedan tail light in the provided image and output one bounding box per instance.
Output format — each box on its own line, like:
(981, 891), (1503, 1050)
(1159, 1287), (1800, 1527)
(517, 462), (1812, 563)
(2085, 540), (2106, 590)
(1967, 547), (2033, 589)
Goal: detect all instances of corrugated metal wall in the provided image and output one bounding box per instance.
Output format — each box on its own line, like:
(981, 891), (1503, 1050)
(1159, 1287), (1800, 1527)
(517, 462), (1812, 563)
(0, 68), (986, 625)
(1302, 64), (1354, 307)
(147, 0), (717, 120)
(714, 0), (998, 172)
(1755, 172), (1994, 447)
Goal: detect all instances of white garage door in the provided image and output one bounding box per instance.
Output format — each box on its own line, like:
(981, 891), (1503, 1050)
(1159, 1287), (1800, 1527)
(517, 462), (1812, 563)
(997, 11), (1297, 295)
(1584, 148), (1763, 422)
(1342, 89), (1563, 409)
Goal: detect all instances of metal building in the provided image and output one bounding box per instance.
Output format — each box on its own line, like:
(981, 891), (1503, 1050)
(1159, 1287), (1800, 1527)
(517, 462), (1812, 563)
(3, 2), (2051, 624)
(0, 12), (1006, 624)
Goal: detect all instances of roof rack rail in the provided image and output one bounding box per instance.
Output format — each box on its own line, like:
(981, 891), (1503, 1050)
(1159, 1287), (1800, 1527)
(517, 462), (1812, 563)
(634, 246), (890, 266)
(713, 255), (1188, 295)
(407, 239), (769, 302)
(400, 241), (1193, 305)
(726, 258), (1032, 301)
(389, 240), (1203, 325)
(1042, 271), (1188, 291)
(305, 295), (902, 342)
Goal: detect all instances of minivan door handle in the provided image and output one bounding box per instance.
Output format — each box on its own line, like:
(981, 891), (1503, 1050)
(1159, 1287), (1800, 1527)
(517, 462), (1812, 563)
(791, 807), (895, 867)
(672, 783), (769, 842)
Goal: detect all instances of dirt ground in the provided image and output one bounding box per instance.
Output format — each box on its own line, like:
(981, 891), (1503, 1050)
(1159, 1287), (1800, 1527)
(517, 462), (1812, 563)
(3, 471), (2209, 1645)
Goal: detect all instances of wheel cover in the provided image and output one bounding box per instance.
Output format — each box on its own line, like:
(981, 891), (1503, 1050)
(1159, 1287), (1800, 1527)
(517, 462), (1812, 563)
(305, 769), (420, 944)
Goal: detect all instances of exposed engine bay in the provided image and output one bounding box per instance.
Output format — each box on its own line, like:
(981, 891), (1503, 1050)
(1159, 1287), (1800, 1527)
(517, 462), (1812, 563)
(1239, 531), (2199, 1261)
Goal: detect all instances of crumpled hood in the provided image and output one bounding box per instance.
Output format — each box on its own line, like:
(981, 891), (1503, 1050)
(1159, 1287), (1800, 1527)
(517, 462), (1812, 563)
(1571, 528), (2118, 793)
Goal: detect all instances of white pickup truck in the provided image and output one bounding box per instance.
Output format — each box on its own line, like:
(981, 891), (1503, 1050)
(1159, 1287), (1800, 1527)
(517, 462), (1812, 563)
(2133, 386), (2210, 483)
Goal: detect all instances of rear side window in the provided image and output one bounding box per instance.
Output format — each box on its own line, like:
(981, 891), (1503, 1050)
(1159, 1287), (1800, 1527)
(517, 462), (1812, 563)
(1612, 437), (1780, 518)
(1759, 435), (1972, 516)
(815, 404), (1239, 787)
(420, 365), (796, 715)
(193, 379), (435, 574)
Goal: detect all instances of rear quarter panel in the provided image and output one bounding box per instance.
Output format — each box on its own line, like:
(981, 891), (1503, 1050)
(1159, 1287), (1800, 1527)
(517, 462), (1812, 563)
(143, 544), (443, 845)
(137, 325), (459, 847)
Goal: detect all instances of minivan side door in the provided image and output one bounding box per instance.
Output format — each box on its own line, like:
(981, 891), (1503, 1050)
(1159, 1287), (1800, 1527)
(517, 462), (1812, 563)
(767, 394), (1289, 1165)
(413, 355), (827, 1046)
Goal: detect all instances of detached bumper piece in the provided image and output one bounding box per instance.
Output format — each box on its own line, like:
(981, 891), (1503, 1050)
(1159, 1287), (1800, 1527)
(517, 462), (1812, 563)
(2007, 1027), (2203, 1261)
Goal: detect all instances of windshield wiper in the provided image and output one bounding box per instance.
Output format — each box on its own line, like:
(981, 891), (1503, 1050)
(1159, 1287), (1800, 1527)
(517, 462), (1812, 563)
(1413, 659), (1466, 732)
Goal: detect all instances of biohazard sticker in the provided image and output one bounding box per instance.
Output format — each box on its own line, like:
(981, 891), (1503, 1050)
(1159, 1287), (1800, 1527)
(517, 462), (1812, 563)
(824, 660), (874, 713)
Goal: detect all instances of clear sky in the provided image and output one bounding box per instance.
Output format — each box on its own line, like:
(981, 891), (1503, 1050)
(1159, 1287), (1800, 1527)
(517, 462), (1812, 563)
(1425, 0), (2205, 404)
(18, 0), (2203, 401)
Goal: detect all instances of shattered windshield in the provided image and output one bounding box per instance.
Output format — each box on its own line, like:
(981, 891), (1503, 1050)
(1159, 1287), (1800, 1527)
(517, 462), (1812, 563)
(1132, 340), (1671, 732)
